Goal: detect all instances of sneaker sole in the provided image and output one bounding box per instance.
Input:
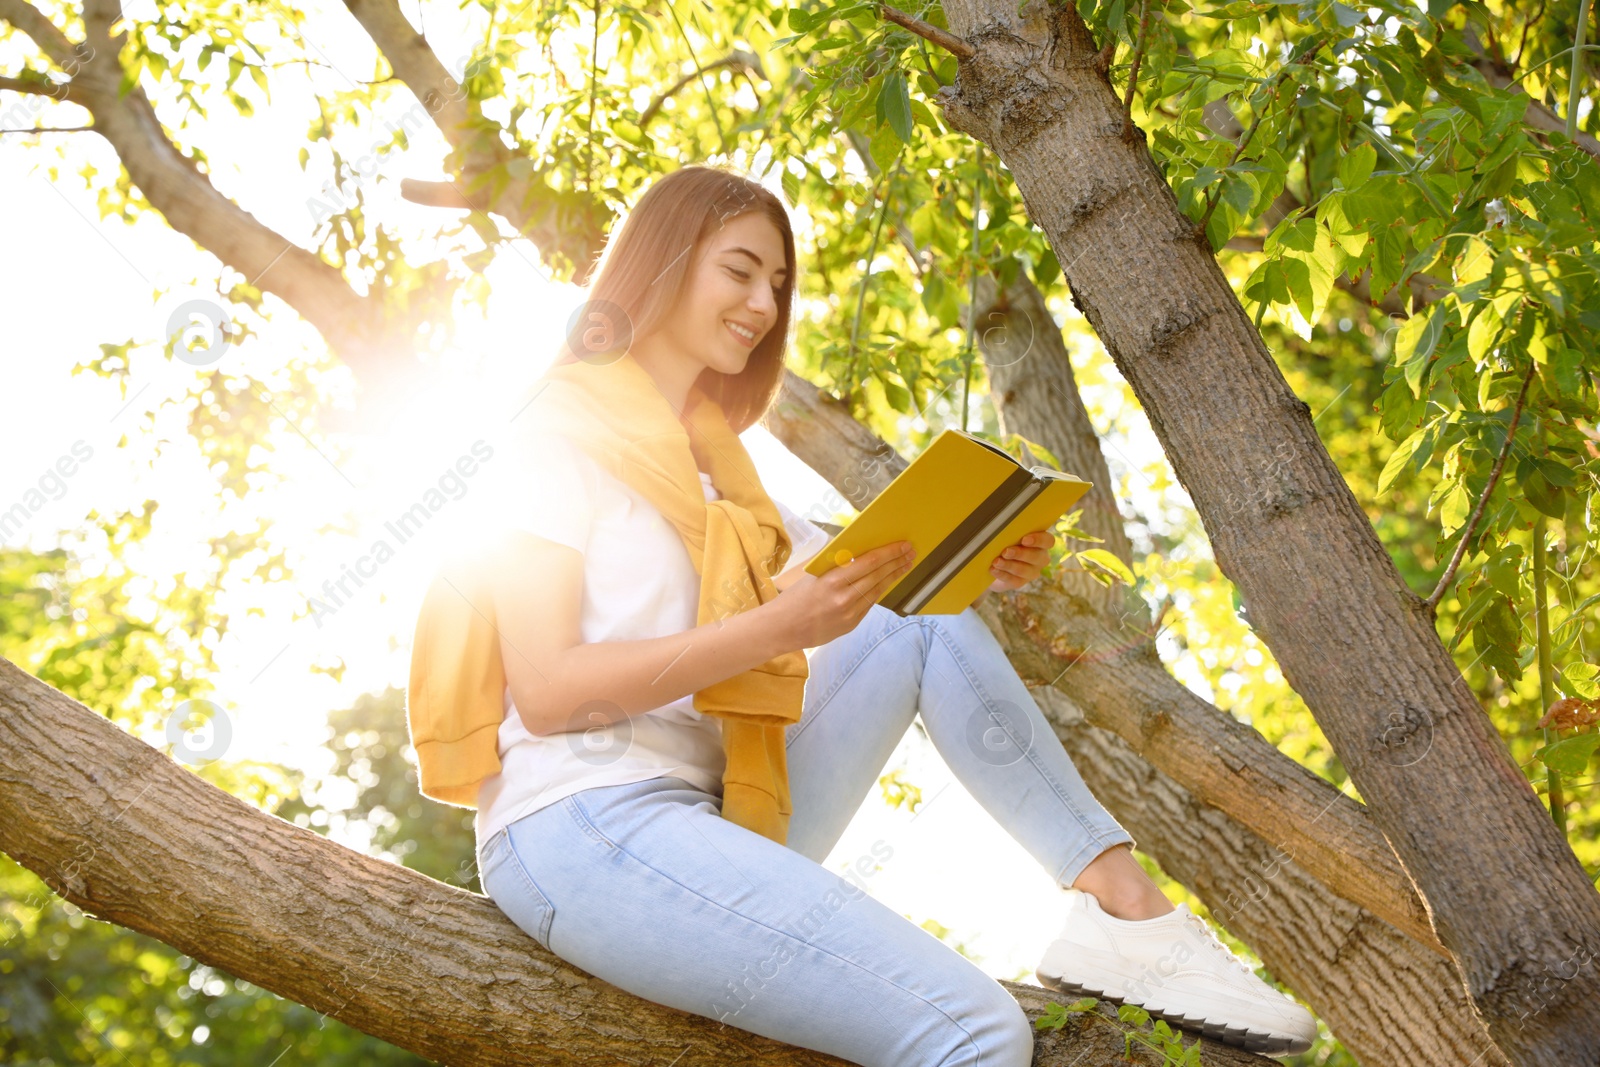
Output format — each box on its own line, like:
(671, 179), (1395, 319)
(1035, 968), (1312, 1056)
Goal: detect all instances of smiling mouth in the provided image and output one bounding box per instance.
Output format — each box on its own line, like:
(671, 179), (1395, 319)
(725, 320), (759, 347)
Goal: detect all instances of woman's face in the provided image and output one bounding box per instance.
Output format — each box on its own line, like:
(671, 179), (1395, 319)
(670, 211), (789, 378)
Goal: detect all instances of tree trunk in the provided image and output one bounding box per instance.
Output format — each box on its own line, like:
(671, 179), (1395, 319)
(927, 0), (1600, 1060)
(0, 657), (1285, 1066)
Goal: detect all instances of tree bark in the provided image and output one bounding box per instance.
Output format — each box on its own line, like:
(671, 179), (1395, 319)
(0, 657), (1281, 1067)
(927, 0), (1600, 1060)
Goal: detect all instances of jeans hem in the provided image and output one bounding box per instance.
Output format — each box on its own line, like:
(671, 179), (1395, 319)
(1051, 830), (1137, 890)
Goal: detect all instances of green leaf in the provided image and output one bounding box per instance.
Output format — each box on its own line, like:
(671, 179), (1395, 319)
(1078, 548), (1136, 586)
(879, 376), (911, 413)
(1519, 467), (1565, 519)
(1338, 142), (1377, 191)
(875, 70), (913, 144)
(1479, 594), (1521, 651)
(1532, 734), (1600, 776)
(1562, 663), (1600, 700)
(1535, 456), (1576, 488)
(1396, 305), (1447, 398)
(1033, 246), (1061, 288)
(869, 126), (900, 173)
(1379, 431), (1424, 497)
(1452, 582), (1498, 639)
(781, 166), (800, 207)
(786, 7), (824, 32)
(1379, 377), (1424, 441)
(1485, 545), (1523, 598)
(1280, 218), (1318, 253)
(1467, 304), (1503, 363)
(1439, 480), (1472, 535)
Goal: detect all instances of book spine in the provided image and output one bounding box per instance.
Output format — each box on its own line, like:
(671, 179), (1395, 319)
(883, 466), (1040, 615)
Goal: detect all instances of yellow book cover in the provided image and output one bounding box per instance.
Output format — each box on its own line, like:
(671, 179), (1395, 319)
(803, 429), (1092, 615)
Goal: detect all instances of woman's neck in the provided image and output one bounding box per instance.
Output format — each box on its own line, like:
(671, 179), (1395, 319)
(629, 334), (701, 414)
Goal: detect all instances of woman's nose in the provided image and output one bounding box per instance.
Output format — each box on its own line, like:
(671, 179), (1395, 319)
(749, 286), (777, 318)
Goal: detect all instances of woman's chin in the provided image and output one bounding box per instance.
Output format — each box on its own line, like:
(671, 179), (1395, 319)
(709, 350), (753, 376)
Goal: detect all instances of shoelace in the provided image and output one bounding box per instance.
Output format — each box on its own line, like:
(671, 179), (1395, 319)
(1180, 911), (1266, 984)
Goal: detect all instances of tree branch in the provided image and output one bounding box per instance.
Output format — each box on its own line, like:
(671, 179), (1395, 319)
(0, 657), (1289, 1066)
(639, 49), (766, 127)
(1423, 363), (1538, 612)
(0, 70), (82, 102)
(0, 0), (78, 66)
(929, 0), (1600, 1053)
(879, 3), (976, 59)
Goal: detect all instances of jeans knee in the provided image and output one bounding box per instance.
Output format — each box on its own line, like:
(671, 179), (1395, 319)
(936, 984), (1034, 1067)
(926, 605), (991, 649)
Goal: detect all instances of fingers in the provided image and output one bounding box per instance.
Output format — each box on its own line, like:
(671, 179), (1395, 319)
(844, 540), (913, 570)
(991, 530), (1053, 588)
(859, 541), (914, 593)
(841, 541), (914, 608)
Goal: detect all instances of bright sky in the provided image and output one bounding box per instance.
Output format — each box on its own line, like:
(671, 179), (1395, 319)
(0, 0), (1198, 988)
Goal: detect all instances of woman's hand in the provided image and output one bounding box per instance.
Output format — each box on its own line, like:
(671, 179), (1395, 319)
(764, 540), (916, 650)
(985, 529), (1055, 593)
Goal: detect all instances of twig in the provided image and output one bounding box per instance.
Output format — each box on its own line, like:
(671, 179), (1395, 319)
(1568, 0), (1595, 138)
(660, 0), (728, 154)
(1512, 0), (1548, 72)
(960, 145), (984, 431)
(639, 52), (763, 126)
(1423, 363), (1538, 612)
(1, 125), (92, 133)
(844, 158), (901, 402)
(1193, 39), (1327, 244)
(1120, 0), (1152, 144)
(586, 0), (599, 191)
(879, 4), (975, 59)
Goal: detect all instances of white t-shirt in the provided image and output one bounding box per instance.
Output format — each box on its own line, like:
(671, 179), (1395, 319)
(473, 431), (831, 849)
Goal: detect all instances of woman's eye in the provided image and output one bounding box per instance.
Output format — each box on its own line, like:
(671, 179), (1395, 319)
(727, 267), (750, 280)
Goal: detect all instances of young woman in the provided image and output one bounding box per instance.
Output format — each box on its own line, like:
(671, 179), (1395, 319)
(470, 164), (1317, 1063)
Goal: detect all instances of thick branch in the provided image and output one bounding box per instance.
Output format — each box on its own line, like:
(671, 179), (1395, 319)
(0, 0), (77, 66)
(0, 70), (84, 103)
(0, 657), (1281, 1066)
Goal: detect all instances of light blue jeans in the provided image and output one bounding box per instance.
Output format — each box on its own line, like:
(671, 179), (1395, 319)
(477, 602), (1136, 1066)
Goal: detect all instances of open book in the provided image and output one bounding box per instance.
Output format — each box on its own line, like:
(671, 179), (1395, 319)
(803, 429), (1091, 615)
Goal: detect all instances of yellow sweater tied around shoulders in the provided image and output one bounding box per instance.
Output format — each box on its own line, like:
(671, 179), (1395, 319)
(405, 349), (809, 846)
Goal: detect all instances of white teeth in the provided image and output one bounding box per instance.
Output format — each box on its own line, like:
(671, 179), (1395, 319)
(725, 321), (756, 341)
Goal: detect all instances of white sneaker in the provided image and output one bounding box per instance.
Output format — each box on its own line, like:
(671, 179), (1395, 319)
(1035, 889), (1317, 1056)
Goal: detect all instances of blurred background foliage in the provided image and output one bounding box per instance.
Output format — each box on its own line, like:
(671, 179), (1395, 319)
(4, 0), (1600, 1061)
